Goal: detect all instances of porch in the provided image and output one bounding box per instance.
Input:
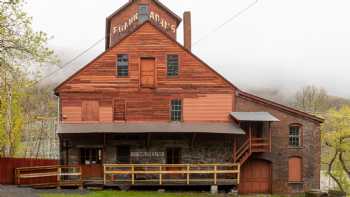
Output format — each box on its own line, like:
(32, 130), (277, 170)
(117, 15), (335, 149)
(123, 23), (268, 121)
(15, 163), (239, 188)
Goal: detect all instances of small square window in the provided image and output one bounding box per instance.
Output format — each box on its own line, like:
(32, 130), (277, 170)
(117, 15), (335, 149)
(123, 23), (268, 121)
(171, 99), (182, 121)
(138, 5), (149, 23)
(289, 126), (301, 147)
(117, 54), (128, 77)
(167, 55), (179, 77)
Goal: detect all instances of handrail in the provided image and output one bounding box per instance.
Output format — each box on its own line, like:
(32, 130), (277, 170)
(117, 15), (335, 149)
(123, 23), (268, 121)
(15, 165), (82, 187)
(104, 163), (240, 185)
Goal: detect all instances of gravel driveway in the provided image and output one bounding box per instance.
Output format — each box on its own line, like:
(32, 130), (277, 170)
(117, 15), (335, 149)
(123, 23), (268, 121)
(0, 185), (89, 197)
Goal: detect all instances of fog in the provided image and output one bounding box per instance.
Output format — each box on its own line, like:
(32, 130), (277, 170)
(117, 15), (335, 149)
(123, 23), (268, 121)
(26, 0), (350, 98)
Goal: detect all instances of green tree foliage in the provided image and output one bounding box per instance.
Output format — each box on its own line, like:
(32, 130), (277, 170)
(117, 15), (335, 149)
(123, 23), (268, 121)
(0, 0), (56, 157)
(322, 106), (350, 192)
(0, 0), (55, 74)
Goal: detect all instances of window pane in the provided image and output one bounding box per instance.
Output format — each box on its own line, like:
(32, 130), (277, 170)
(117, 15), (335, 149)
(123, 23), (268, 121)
(289, 126), (300, 146)
(167, 55), (179, 76)
(117, 54), (128, 77)
(139, 5), (149, 23)
(171, 99), (182, 121)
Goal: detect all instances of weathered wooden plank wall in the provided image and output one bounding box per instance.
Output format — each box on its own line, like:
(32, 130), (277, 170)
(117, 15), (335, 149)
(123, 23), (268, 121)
(0, 157), (58, 185)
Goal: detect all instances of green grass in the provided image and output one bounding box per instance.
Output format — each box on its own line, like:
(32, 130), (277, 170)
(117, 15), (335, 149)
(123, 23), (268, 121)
(39, 191), (226, 197)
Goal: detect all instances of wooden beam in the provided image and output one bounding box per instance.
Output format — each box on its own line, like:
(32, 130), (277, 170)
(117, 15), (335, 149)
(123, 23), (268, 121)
(190, 133), (197, 150)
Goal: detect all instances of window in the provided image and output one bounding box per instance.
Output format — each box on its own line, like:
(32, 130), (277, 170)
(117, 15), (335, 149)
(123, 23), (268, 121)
(288, 157), (302, 182)
(166, 148), (181, 164)
(117, 54), (128, 77)
(114, 99), (126, 121)
(171, 99), (182, 121)
(81, 100), (99, 121)
(167, 55), (179, 76)
(289, 125), (302, 147)
(80, 148), (102, 165)
(138, 5), (149, 23)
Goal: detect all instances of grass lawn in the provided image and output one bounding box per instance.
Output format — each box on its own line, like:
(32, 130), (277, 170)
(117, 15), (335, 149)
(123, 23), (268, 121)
(39, 191), (227, 197)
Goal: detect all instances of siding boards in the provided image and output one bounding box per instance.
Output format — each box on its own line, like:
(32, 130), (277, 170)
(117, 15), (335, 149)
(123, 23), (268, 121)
(183, 94), (233, 122)
(58, 23), (236, 123)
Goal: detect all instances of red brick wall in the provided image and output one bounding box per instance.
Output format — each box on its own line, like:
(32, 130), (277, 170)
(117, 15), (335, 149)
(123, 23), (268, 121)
(236, 95), (321, 194)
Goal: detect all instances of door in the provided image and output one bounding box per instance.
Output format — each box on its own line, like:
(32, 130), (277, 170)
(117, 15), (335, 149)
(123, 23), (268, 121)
(140, 58), (155, 88)
(239, 159), (272, 194)
(166, 148), (182, 178)
(80, 148), (103, 180)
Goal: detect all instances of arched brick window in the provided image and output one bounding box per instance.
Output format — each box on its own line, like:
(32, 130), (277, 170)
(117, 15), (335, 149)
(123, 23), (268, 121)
(289, 124), (303, 147)
(288, 156), (303, 182)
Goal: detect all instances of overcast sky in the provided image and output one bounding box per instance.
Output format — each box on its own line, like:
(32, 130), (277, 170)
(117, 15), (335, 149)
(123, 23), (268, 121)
(25, 0), (350, 98)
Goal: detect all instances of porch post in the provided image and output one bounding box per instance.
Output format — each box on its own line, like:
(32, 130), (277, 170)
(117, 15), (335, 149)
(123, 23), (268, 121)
(233, 136), (237, 162)
(269, 122), (272, 152)
(249, 122), (252, 152)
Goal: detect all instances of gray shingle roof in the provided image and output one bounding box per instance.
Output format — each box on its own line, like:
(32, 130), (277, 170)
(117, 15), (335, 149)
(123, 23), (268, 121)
(230, 112), (280, 122)
(57, 122), (246, 135)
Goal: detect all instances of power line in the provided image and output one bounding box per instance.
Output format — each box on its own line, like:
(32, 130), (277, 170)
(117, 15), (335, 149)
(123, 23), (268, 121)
(35, 1), (259, 86)
(35, 37), (105, 86)
(193, 0), (259, 47)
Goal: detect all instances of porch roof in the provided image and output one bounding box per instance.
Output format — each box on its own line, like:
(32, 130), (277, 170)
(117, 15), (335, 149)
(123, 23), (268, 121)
(57, 122), (246, 135)
(230, 112), (280, 122)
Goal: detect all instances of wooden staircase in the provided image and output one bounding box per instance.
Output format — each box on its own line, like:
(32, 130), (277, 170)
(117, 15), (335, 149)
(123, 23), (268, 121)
(234, 137), (270, 165)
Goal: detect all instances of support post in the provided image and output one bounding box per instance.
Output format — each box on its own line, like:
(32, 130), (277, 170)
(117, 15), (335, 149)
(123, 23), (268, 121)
(186, 164), (190, 185)
(269, 122), (272, 152)
(249, 123), (252, 153)
(57, 167), (61, 189)
(159, 166), (162, 185)
(214, 165), (217, 185)
(233, 136), (237, 162)
(131, 165), (135, 185)
(103, 165), (106, 185)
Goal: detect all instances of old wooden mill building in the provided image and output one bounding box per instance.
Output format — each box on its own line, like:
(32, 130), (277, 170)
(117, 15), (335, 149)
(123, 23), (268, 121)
(52, 0), (323, 194)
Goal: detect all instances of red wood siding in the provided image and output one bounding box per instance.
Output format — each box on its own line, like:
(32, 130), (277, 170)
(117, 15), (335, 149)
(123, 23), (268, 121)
(0, 158), (58, 185)
(288, 157), (302, 182)
(57, 23), (235, 123)
(183, 94), (233, 122)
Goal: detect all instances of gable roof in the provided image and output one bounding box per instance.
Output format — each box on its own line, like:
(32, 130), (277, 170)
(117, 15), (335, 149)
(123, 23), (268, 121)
(237, 90), (324, 123)
(55, 21), (238, 94)
(105, 0), (182, 49)
(54, 21), (324, 124)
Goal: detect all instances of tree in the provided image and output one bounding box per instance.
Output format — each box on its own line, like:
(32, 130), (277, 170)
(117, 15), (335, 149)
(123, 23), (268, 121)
(0, 0), (55, 74)
(294, 85), (330, 114)
(322, 106), (350, 192)
(0, 0), (56, 157)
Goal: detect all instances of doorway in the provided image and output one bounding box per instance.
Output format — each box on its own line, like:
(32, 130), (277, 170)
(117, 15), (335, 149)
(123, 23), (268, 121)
(140, 58), (155, 88)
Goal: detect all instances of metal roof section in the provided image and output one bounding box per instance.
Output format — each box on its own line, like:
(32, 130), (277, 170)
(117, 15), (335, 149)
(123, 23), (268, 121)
(57, 122), (246, 135)
(230, 112), (280, 122)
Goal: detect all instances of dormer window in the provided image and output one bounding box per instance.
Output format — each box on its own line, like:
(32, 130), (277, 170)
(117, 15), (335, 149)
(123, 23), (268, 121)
(139, 5), (149, 23)
(117, 54), (128, 77)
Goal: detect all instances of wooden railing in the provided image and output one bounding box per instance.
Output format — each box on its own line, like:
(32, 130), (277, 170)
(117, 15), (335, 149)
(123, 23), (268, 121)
(15, 165), (82, 188)
(104, 164), (240, 186)
(251, 137), (270, 152)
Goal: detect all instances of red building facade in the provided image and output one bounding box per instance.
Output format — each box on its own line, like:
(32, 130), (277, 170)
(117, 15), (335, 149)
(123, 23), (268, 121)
(55, 0), (323, 194)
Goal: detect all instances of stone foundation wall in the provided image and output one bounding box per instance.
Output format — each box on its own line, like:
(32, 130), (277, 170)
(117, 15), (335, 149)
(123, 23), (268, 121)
(60, 133), (234, 165)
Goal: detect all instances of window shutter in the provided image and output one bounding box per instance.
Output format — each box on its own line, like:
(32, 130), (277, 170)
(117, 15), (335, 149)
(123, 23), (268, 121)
(288, 157), (302, 182)
(114, 99), (126, 121)
(82, 100), (100, 121)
